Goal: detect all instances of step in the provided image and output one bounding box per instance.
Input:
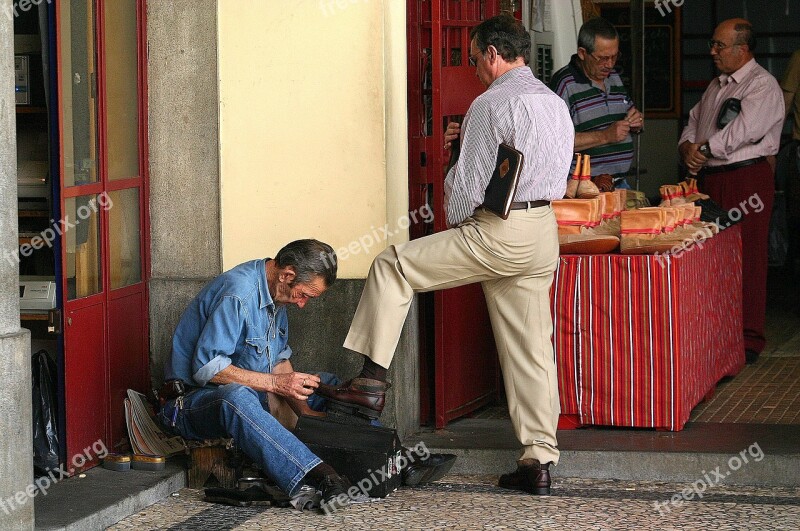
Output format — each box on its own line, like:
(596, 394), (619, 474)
(404, 420), (800, 487)
(34, 462), (185, 530)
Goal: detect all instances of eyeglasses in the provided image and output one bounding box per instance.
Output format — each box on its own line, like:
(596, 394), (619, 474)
(708, 39), (735, 51)
(468, 51), (483, 67)
(588, 52), (620, 65)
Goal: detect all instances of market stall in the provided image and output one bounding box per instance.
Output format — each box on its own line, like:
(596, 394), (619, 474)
(551, 224), (744, 431)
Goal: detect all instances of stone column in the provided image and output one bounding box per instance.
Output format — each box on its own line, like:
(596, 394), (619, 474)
(0, 1), (34, 528)
(147, 0), (221, 388)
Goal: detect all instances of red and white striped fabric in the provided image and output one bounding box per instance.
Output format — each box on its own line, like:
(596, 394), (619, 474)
(551, 225), (744, 431)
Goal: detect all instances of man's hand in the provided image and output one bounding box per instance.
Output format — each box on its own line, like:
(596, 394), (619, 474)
(605, 120), (631, 144)
(626, 107), (644, 132)
(270, 371), (320, 401)
(444, 121), (461, 150)
(679, 140), (708, 175)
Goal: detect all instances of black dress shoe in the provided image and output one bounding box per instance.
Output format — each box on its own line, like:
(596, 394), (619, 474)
(498, 459), (551, 495)
(745, 349), (759, 364)
(319, 474), (351, 515)
(402, 453), (457, 486)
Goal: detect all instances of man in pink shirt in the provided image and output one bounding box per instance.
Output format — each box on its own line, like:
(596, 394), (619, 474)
(679, 19), (784, 364)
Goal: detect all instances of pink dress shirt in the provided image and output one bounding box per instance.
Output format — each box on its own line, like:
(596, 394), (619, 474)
(679, 58), (784, 167)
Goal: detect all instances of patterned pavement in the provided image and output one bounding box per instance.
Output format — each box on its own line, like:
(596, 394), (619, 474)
(110, 475), (800, 530)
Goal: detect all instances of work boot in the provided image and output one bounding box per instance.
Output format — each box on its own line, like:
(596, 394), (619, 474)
(619, 208), (683, 255)
(659, 184), (672, 206)
(315, 378), (390, 420)
(683, 177), (709, 202)
(553, 198), (618, 253)
(565, 153), (582, 199)
(581, 192), (620, 236)
(552, 198), (597, 235)
(559, 233), (620, 254)
(576, 154), (599, 199)
(498, 459), (551, 495)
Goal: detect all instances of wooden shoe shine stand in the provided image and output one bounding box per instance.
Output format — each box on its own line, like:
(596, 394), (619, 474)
(187, 441), (244, 489)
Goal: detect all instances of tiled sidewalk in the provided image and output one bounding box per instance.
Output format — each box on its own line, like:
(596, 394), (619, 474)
(109, 475), (800, 530)
(690, 355), (800, 424)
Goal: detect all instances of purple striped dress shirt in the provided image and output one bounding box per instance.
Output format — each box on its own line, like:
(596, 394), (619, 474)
(444, 66), (574, 227)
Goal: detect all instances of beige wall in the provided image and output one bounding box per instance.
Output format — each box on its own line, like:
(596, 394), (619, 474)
(218, 0), (408, 277)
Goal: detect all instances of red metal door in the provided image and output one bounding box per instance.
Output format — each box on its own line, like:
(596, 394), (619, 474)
(57, 0), (149, 468)
(407, 0), (504, 428)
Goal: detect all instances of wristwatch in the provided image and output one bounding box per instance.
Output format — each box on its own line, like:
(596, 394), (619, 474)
(698, 142), (712, 158)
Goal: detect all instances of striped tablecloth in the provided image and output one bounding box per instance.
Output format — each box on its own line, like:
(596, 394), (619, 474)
(551, 225), (744, 431)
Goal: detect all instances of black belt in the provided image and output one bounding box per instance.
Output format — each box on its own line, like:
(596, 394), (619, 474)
(701, 157), (766, 175)
(509, 200), (550, 210)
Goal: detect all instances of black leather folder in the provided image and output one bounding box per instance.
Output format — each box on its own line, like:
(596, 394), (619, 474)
(482, 143), (523, 219)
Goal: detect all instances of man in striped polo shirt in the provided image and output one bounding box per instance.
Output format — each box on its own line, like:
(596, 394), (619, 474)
(549, 17), (643, 188)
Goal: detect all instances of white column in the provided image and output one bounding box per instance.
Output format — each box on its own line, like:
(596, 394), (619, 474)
(0, 1), (34, 528)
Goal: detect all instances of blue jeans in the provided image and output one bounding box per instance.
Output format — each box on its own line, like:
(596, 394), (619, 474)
(159, 372), (339, 495)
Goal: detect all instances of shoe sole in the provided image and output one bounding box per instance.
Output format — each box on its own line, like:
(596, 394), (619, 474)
(320, 495), (350, 515)
(326, 398), (382, 420)
(498, 483), (551, 496)
(420, 455), (457, 484)
(402, 466), (428, 487)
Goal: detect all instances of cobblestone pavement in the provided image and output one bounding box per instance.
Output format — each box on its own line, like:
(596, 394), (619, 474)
(110, 475), (800, 530)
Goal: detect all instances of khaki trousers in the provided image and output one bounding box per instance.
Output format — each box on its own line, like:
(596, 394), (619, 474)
(344, 207), (561, 464)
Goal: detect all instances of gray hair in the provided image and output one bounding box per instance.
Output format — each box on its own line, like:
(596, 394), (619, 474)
(577, 17), (619, 54)
(275, 239), (337, 287)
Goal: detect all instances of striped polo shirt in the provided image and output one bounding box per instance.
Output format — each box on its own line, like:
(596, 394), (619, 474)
(549, 54), (633, 176)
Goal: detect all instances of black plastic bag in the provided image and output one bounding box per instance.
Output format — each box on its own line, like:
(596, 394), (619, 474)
(32, 349), (61, 476)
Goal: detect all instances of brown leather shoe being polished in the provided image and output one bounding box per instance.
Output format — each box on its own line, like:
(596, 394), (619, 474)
(498, 459), (551, 495)
(315, 378), (390, 419)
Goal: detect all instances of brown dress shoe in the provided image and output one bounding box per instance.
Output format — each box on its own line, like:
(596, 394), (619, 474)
(315, 378), (391, 419)
(498, 459), (551, 495)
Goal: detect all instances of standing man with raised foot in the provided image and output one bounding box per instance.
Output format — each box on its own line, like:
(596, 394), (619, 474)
(317, 14), (574, 495)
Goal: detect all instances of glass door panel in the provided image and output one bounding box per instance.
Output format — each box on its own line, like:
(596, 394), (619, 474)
(108, 188), (141, 289)
(60, 0), (98, 187)
(104, 0), (140, 180)
(64, 195), (102, 300)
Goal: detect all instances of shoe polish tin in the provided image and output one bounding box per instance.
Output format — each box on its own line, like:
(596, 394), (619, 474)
(102, 453), (131, 472)
(131, 454), (166, 471)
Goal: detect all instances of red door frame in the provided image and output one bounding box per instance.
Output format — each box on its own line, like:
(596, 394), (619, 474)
(56, 0), (150, 468)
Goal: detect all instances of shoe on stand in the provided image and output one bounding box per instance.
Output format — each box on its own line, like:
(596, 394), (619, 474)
(315, 378), (391, 420)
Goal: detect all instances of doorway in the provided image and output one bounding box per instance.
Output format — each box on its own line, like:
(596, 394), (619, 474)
(16, 0), (150, 473)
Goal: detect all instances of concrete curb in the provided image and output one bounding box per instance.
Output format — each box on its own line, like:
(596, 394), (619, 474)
(434, 447), (800, 487)
(35, 464), (185, 530)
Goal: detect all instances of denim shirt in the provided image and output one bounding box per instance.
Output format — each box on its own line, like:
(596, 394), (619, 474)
(165, 259), (292, 387)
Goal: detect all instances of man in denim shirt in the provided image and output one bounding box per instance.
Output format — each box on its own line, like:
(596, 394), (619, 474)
(161, 239), (350, 513)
